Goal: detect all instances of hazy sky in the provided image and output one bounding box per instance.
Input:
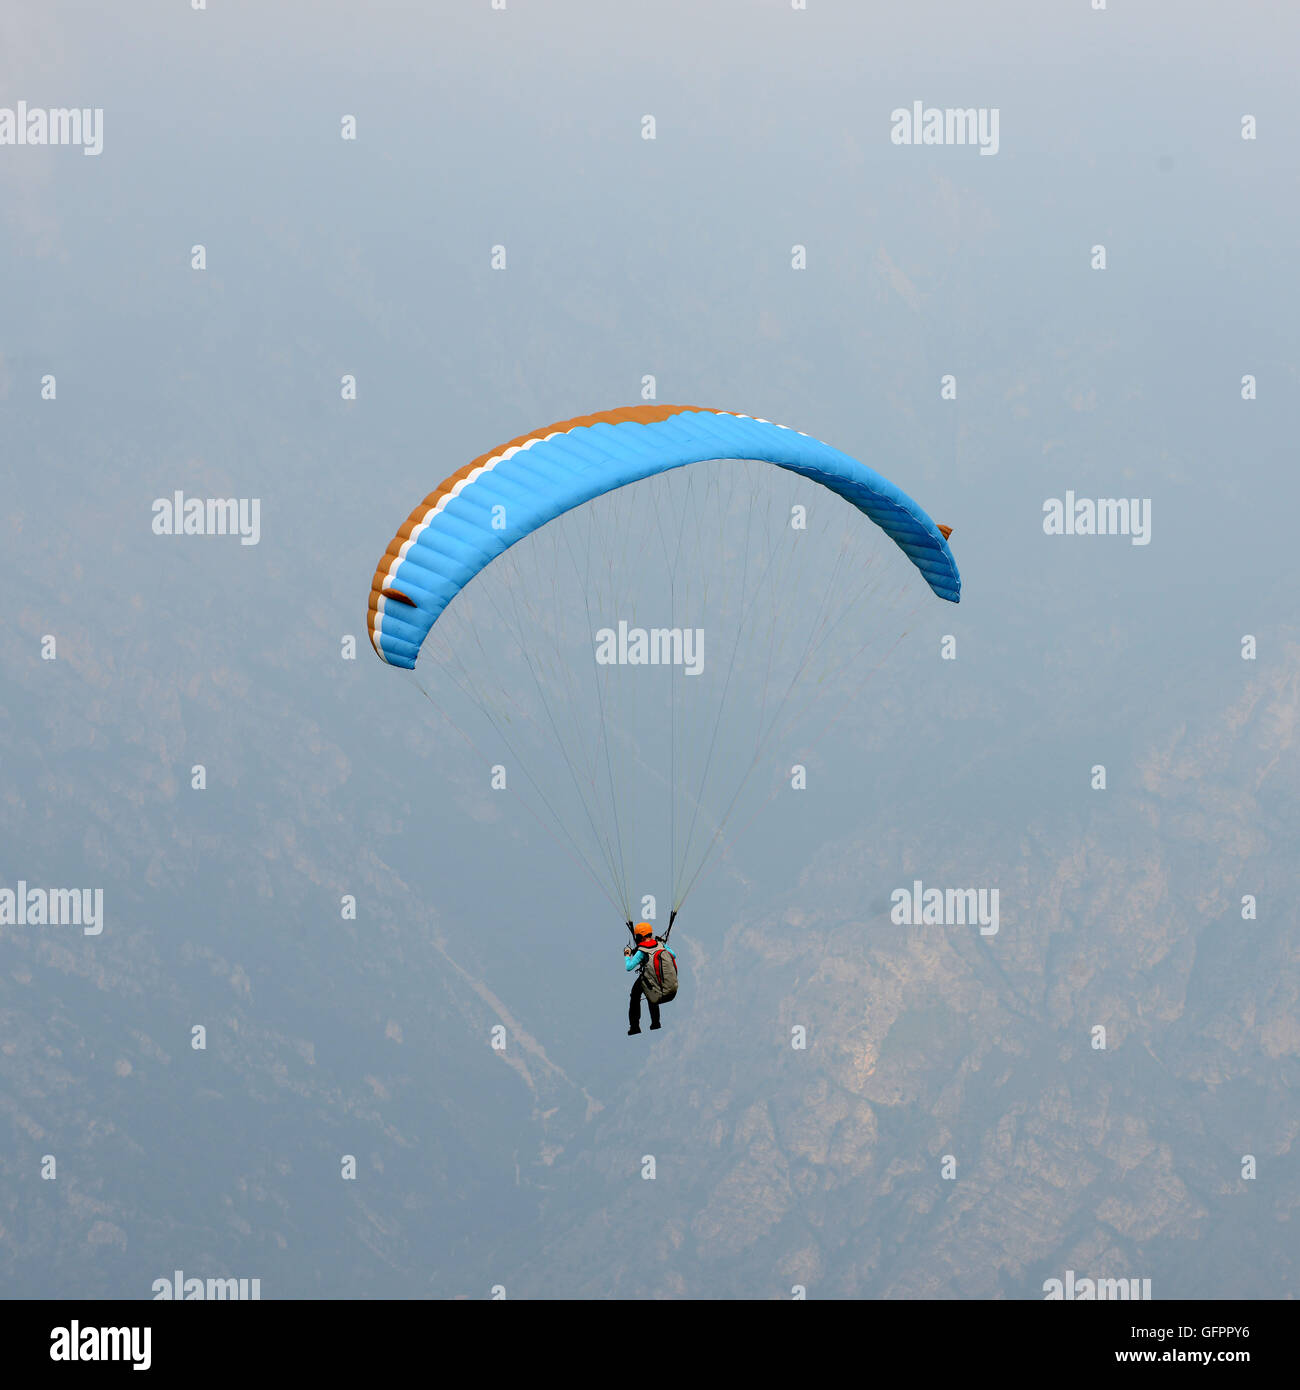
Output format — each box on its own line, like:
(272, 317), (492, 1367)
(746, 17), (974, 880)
(1, 1), (1297, 1302)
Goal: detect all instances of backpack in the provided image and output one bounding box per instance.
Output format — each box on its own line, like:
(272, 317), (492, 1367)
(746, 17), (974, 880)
(640, 944), (679, 1004)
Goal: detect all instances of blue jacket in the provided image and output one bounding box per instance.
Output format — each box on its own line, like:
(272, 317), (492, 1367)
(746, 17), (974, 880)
(626, 943), (676, 973)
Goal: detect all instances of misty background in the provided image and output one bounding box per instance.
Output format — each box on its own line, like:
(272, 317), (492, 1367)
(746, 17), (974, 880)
(1, 1), (1296, 1298)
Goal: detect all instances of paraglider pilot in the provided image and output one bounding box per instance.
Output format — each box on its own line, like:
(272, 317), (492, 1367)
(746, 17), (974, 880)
(624, 920), (678, 1035)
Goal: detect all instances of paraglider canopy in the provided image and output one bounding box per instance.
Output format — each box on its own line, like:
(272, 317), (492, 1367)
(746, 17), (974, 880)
(368, 404), (959, 670)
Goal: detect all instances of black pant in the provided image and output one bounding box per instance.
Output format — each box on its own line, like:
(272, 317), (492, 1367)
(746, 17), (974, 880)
(629, 979), (660, 1029)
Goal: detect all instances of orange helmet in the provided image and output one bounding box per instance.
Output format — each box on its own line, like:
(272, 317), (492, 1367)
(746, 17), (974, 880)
(633, 921), (657, 945)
